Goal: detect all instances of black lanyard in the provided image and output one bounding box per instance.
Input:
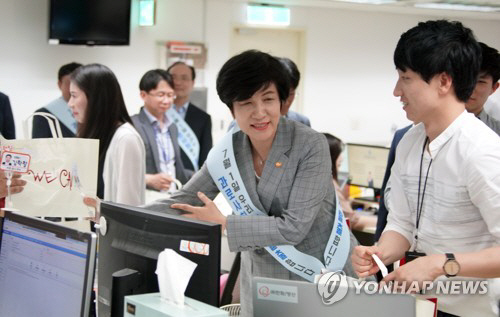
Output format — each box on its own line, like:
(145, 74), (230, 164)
(415, 137), (433, 242)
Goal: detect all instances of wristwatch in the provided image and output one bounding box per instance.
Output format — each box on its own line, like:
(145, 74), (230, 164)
(443, 253), (460, 278)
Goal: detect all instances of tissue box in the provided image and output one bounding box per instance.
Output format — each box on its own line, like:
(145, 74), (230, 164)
(124, 293), (229, 317)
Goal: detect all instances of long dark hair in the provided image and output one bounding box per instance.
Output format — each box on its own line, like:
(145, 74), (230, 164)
(323, 133), (344, 182)
(71, 64), (131, 159)
(71, 64), (131, 199)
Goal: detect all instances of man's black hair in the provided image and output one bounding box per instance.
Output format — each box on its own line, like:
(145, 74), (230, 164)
(279, 57), (300, 89)
(479, 42), (500, 84)
(216, 50), (290, 110)
(58, 62), (82, 81)
(394, 20), (481, 102)
(139, 69), (174, 92)
(167, 61), (196, 81)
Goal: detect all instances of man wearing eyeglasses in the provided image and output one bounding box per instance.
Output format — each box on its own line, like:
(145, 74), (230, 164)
(167, 62), (212, 172)
(131, 69), (191, 192)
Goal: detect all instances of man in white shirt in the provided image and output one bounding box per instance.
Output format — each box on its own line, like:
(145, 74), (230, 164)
(131, 70), (191, 191)
(352, 20), (500, 317)
(465, 42), (500, 136)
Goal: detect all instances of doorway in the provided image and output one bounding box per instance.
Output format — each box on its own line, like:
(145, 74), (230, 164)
(230, 26), (305, 113)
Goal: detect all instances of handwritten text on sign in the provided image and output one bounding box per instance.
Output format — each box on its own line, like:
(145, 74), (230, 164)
(28, 169), (74, 190)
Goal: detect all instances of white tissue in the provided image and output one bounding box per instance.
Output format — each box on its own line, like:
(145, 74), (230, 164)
(155, 248), (198, 307)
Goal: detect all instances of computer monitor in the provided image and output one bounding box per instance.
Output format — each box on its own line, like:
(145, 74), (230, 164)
(97, 202), (221, 317)
(347, 143), (390, 197)
(0, 210), (97, 317)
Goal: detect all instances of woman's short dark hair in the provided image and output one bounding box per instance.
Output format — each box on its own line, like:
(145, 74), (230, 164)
(71, 64), (131, 160)
(216, 50), (290, 110)
(323, 133), (344, 182)
(394, 20), (481, 102)
(139, 69), (174, 92)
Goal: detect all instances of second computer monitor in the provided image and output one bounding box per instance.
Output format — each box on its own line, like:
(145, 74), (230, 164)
(347, 143), (390, 190)
(97, 202), (221, 317)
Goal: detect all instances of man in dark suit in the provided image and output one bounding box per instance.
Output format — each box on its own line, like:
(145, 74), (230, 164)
(167, 62), (212, 171)
(0, 92), (16, 139)
(131, 70), (190, 191)
(32, 62), (82, 138)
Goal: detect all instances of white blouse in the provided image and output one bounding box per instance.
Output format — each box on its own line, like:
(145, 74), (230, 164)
(103, 122), (145, 206)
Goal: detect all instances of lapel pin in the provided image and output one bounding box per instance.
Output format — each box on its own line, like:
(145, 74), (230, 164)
(275, 162), (282, 168)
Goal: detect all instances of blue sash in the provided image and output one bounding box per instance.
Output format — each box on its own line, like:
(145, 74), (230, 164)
(206, 128), (350, 282)
(166, 108), (200, 171)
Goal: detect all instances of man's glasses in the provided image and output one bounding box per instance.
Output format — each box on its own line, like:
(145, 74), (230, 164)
(148, 92), (176, 100)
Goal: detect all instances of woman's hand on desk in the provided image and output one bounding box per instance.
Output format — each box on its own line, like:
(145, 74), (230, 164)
(172, 192), (227, 233)
(351, 245), (383, 278)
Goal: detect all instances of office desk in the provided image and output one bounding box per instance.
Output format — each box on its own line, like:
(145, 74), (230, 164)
(352, 198), (379, 211)
(253, 276), (436, 317)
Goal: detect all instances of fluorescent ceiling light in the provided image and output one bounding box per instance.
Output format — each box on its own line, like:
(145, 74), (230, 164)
(336, 0), (397, 4)
(247, 4), (291, 26)
(414, 2), (500, 12)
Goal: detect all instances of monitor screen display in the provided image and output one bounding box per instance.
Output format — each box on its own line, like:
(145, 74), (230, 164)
(0, 211), (96, 317)
(49, 0), (131, 45)
(97, 202), (221, 317)
(347, 143), (390, 190)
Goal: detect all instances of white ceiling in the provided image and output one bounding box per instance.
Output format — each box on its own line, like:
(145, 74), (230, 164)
(387, 0), (500, 6)
(241, 0), (500, 20)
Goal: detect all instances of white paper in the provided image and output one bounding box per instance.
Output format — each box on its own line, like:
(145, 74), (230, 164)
(155, 248), (198, 307)
(372, 254), (388, 278)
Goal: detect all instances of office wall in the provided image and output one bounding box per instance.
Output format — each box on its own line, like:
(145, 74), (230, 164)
(1, 0), (499, 144)
(0, 0), (205, 137)
(204, 0), (500, 144)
